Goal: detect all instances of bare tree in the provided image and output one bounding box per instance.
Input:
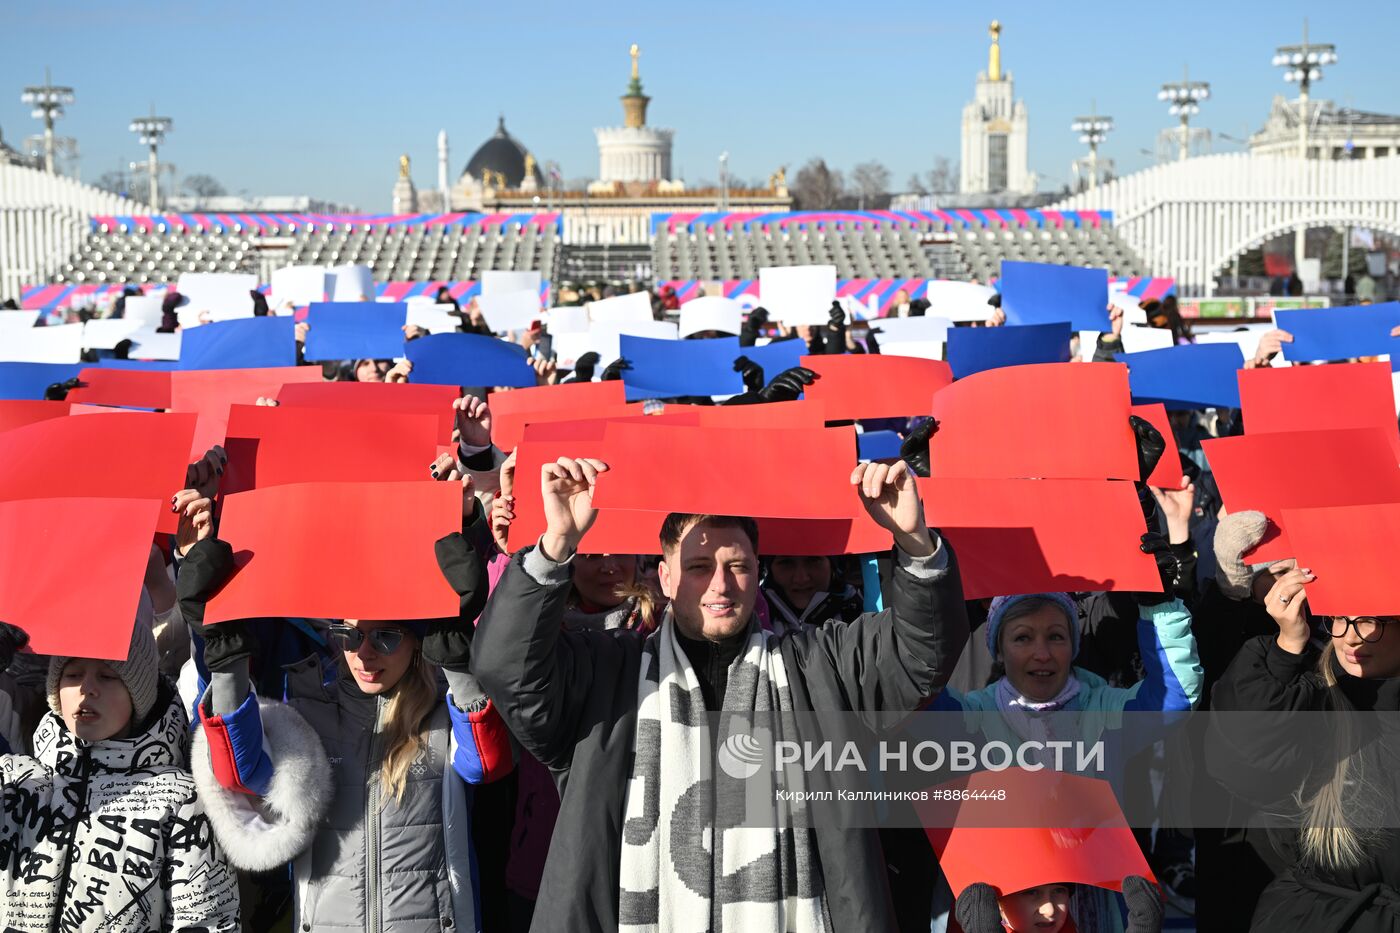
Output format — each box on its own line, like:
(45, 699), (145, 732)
(182, 174), (226, 208)
(906, 173), (928, 196)
(791, 158), (845, 210)
(92, 171), (130, 198)
(850, 161), (891, 210)
(923, 156), (956, 194)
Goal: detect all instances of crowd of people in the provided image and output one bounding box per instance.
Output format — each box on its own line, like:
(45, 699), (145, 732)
(1, 277), (1398, 933)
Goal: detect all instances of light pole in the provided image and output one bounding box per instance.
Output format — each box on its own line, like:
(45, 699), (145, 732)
(20, 68), (74, 174)
(1071, 108), (1113, 191)
(129, 110), (173, 210)
(1157, 67), (1210, 161)
(719, 151), (730, 211)
(1271, 19), (1336, 161)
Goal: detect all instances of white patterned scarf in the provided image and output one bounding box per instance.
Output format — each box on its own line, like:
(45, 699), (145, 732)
(618, 608), (831, 933)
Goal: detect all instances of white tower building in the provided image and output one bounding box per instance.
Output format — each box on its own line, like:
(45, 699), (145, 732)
(437, 130), (449, 207)
(959, 21), (1035, 196)
(591, 45), (678, 191)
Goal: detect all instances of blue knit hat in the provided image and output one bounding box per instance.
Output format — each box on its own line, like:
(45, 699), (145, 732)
(985, 593), (1080, 661)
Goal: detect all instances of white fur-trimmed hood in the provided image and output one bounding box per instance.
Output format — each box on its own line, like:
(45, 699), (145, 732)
(192, 698), (333, 872)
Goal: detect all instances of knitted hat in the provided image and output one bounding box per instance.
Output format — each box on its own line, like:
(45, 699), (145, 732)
(47, 590), (160, 723)
(1213, 510), (1282, 600)
(986, 593), (1080, 661)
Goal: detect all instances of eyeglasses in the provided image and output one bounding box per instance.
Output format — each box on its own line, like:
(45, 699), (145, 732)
(1326, 617), (1398, 643)
(327, 624), (406, 655)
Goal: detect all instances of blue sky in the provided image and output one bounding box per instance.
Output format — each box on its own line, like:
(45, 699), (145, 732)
(4, 0), (1397, 211)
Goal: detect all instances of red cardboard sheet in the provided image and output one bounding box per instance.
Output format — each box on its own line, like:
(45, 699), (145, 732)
(929, 363), (1136, 481)
(659, 400), (828, 430)
(0, 411), (196, 534)
(592, 423), (859, 519)
(489, 381), (631, 451)
(1239, 362), (1400, 461)
(0, 400), (70, 434)
(66, 367), (172, 410)
(205, 481), (460, 623)
(169, 366), (324, 459)
(1202, 428), (1400, 563)
(918, 477), (1159, 599)
(1130, 403), (1183, 489)
(276, 381), (460, 442)
(1280, 503), (1400, 616)
(922, 769), (1154, 897)
(800, 354), (952, 421)
(221, 404), (442, 497)
(507, 419), (886, 556)
(0, 497), (161, 659)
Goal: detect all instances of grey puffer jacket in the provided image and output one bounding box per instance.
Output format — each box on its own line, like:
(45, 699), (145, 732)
(194, 656), (475, 933)
(1, 678), (240, 932)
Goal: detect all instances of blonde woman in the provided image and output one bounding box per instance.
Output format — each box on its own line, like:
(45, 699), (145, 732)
(176, 492), (512, 933)
(1207, 565), (1400, 931)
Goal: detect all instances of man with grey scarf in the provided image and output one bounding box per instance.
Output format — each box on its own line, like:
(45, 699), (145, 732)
(471, 456), (970, 932)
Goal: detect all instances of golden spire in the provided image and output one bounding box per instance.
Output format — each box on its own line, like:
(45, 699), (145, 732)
(630, 43), (640, 81)
(988, 20), (1002, 81)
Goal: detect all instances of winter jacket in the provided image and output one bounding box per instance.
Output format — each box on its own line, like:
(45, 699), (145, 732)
(1207, 636), (1400, 932)
(471, 538), (969, 933)
(0, 678), (240, 931)
(194, 655), (513, 933)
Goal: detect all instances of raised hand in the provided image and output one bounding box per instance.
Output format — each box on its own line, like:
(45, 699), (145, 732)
(1150, 474), (1196, 545)
(899, 418), (939, 478)
(533, 356), (559, 386)
(1265, 566), (1315, 654)
(953, 882), (1003, 933)
(984, 306), (1006, 327)
(402, 323), (429, 341)
(491, 492), (515, 554)
(850, 460), (933, 557)
(1108, 302), (1124, 339)
(570, 351), (601, 383)
(733, 355), (766, 392)
(254, 396), (279, 407)
(184, 444), (227, 499)
(172, 488), (215, 557)
(1249, 328), (1293, 368)
(759, 366), (819, 403)
(1122, 875), (1165, 933)
(540, 457), (609, 562)
(453, 394), (492, 449)
(386, 359), (412, 383)
(1129, 414), (1166, 485)
(828, 300), (845, 330)
(601, 358), (633, 382)
(294, 321), (310, 344)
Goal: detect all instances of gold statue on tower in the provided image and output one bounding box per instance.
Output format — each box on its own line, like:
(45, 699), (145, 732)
(988, 20), (1002, 81)
(630, 43), (640, 81)
(399, 153), (411, 179)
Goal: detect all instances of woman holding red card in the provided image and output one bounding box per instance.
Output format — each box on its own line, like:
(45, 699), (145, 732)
(1206, 566), (1400, 932)
(175, 488), (515, 933)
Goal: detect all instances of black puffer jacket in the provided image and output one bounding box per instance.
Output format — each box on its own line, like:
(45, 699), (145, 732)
(1207, 635), (1400, 932)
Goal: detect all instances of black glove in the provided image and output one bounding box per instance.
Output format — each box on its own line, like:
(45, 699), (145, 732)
(865, 324), (882, 355)
(44, 377), (81, 401)
(759, 366), (819, 403)
(1122, 875), (1165, 933)
(177, 538), (257, 672)
(733, 355), (766, 392)
(0, 622), (29, 675)
(420, 530), (489, 673)
(1129, 414), (1166, 485)
(570, 351), (600, 383)
(740, 307), (769, 347)
(828, 301), (845, 330)
(899, 418), (940, 478)
(601, 357), (633, 381)
(1135, 531), (1186, 606)
(953, 882), (1004, 933)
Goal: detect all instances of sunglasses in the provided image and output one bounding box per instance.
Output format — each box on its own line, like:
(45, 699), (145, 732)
(327, 624), (406, 655)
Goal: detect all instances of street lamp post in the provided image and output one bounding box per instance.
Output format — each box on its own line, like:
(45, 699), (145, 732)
(1271, 19), (1337, 161)
(1157, 66), (1210, 161)
(128, 111), (173, 210)
(1071, 108), (1113, 191)
(719, 151), (730, 211)
(20, 68), (74, 174)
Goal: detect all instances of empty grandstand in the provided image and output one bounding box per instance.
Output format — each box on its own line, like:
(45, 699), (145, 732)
(649, 209), (1148, 284)
(46, 212), (561, 288)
